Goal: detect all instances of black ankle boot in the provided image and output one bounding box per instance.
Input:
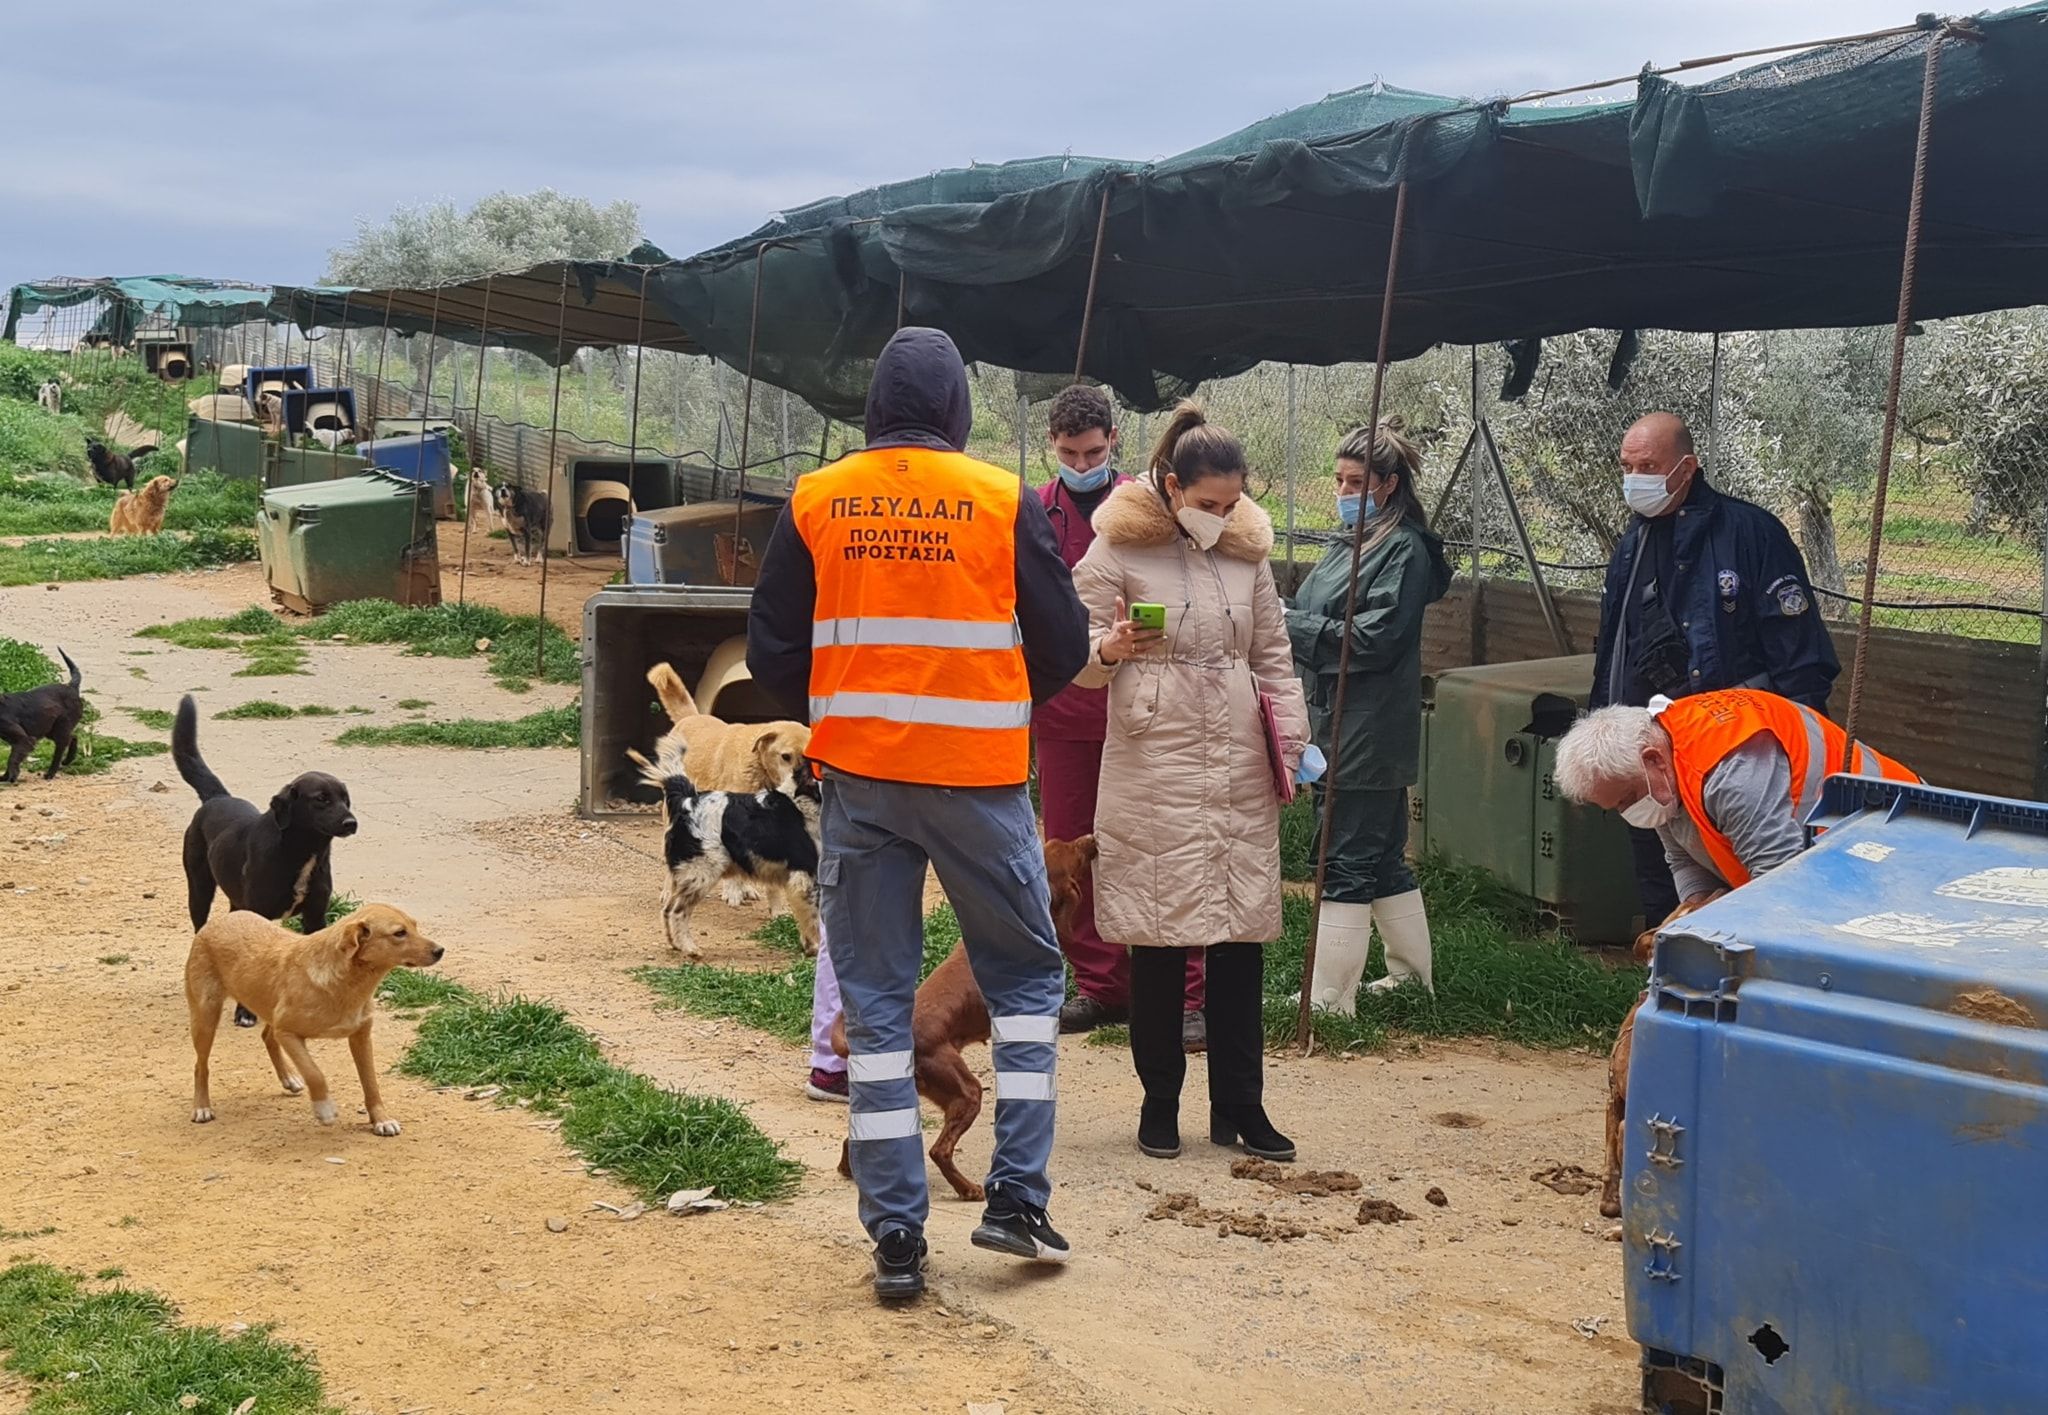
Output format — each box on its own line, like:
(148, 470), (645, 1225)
(1138, 1096), (1182, 1158)
(1210, 1103), (1295, 1163)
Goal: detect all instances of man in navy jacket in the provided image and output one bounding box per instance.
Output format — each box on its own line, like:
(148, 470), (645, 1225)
(1588, 412), (1837, 926)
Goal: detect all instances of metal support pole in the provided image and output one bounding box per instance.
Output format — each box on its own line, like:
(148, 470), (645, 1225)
(896, 271), (907, 331)
(1706, 332), (1723, 471)
(406, 288), (443, 580)
(1480, 421), (1572, 654)
(1074, 183), (1113, 380)
(458, 275), (494, 611)
(1017, 393), (1029, 479)
(1298, 179), (1410, 1052)
(736, 242), (774, 552)
(1847, 26), (1952, 747)
(536, 268), (571, 675)
(1469, 348), (1485, 663)
(1283, 365), (1300, 569)
(625, 267), (652, 522)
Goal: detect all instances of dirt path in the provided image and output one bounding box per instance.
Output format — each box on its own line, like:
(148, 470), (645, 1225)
(1, 571), (1638, 1415)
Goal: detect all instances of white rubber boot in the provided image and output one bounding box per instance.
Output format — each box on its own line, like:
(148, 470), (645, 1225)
(1366, 889), (1433, 994)
(1303, 901), (1374, 1017)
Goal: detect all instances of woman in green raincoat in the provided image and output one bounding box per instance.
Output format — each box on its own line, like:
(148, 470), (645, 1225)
(1285, 418), (1452, 1011)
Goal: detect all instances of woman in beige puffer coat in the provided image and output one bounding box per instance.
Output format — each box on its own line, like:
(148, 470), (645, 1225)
(1069, 402), (1309, 1163)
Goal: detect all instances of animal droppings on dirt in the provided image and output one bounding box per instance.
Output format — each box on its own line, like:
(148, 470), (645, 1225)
(1229, 1158), (1363, 1197)
(545, 1216), (569, 1233)
(1531, 1164), (1601, 1196)
(1432, 1111), (1486, 1129)
(1425, 1187), (1449, 1208)
(1144, 1192), (1308, 1243)
(1356, 1198), (1417, 1226)
(1952, 987), (2038, 1029)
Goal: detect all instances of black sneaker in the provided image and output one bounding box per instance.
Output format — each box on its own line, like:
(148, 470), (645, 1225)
(971, 1183), (1071, 1263)
(872, 1227), (927, 1301)
(1058, 995), (1128, 1034)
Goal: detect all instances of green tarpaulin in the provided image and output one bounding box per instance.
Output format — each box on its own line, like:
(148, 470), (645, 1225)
(2, 275), (274, 345)
(645, 6), (2048, 418)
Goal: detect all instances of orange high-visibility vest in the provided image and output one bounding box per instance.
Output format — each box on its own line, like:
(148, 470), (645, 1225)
(1653, 689), (1920, 887)
(790, 445), (1030, 787)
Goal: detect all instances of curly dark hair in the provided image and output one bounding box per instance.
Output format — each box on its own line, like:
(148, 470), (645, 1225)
(1048, 384), (1114, 439)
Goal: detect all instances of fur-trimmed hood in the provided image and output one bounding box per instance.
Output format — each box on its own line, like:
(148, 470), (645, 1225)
(1090, 480), (1275, 563)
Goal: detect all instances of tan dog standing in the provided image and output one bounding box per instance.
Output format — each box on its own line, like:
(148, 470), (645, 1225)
(110, 475), (177, 535)
(646, 661), (810, 791)
(186, 903), (443, 1136)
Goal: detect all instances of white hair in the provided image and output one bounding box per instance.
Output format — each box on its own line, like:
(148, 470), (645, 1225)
(1554, 705), (1666, 802)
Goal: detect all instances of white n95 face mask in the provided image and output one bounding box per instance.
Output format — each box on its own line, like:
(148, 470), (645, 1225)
(1621, 778), (1680, 829)
(1623, 472), (1683, 518)
(1177, 506), (1228, 550)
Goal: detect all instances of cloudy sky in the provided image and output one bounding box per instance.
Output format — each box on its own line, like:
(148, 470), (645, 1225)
(4, 0), (1917, 286)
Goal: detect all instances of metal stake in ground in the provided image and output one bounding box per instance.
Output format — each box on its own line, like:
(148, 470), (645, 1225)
(371, 291), (396, 438)
(624, 266), (652, 524)
(733, 241), (781, 570)
(1846, 22), (1960, 747)
(536, 266), (572, 677)
(458, 275), (496, 611)
(1296, 178), (1411, 1053)
(407, 286), (444, 604)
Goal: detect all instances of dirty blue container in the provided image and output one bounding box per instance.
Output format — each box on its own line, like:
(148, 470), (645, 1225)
(1628, 776), (2048, 1414)
(356, 431), (454, 519)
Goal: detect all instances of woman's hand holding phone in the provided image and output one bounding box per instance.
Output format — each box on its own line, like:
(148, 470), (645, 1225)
(1099, 596), (1166, 665)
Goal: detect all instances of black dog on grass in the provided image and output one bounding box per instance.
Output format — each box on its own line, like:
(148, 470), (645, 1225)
(173, 695), (358, 1026)
(85, 440), (138, 491)
(0, 648), (83, 783)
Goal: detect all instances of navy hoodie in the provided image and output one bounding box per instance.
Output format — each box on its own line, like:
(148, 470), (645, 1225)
(746, 327), (1090, 724)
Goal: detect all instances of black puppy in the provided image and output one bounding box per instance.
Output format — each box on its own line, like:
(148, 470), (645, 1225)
(85, 440), (138, 490)
(0, 648), (83, 783)
(173, 696), (358, 1026)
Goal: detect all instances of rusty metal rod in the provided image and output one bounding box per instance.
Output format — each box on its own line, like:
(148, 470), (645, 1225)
(405, 286), (443, 600)
(536, 266), (571, 677)
(1846, 27), (1948, 748)
(734, 241), (771, 568)
(1074, 183), (1113, 381)
(457, 274), (495, 611)
(625, 266), (651, 524)
(1297, 180), (1410, 1053)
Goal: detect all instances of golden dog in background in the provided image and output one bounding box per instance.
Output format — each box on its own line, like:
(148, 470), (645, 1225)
(646, 662), (810, 794)
(110, 475), (176, 535)
(185, 903), (444, 1136)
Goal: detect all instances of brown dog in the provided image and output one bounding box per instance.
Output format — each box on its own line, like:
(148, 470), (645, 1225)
(110, 475), (176, 535)
(1602, 890), (1723, 1217)
(647, 661), (810, 793)
(832, 835), (1096, 1201)
(186, 903), (443, 1136)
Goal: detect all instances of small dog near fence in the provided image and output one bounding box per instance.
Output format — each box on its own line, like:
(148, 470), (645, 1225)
(37, 381), (61, 415)
(493, 484), (552, 565)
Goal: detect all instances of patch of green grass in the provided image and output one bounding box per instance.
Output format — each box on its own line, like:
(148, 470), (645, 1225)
(0, 638), (169, 777)
(93, 1267), (124, 1282)
(1260, 858), (1644, 1052)
(399, 994), (801, 1203)
(0, 1225), (56, 1242)
(123, 707), (174, 731)
(141, 600), (578, 690)
(395, 698), (432, 710)
(295, 704), (338, 717)
(1279, 792), (1320, 882)
(0, 529), (256, 587)
(333, 705), (579, 750)
(377, 968), (472, 1010)
(636, 907), (957, 1045)
(96, 954), (130, 966)
(345, 705), (372, 715)
(0, 1261), (339, 1414)
(213, 699), (296, 720)
(233, 645), (310, 677)
(281, 893), (361, 936)
(0, 469), (262, 539)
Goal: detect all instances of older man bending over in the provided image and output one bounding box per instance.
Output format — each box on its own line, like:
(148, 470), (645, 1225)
(1554, 687), (1919, 1216)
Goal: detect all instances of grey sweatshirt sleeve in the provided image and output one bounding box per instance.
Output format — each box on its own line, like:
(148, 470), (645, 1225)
(1700, 735), (1808, 879)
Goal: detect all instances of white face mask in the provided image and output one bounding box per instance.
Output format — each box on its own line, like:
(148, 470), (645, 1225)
(1623, 469), (1685, 517)
(1176, 505), (1228, 551)
(1620, 773), (1680, 829)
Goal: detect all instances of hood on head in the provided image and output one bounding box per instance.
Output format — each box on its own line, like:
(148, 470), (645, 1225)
(864, 327), (971, 452)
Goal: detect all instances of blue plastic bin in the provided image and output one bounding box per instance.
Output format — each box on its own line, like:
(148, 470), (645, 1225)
(1628, 776), (2048, 1413)
(356, 432), (454, 519)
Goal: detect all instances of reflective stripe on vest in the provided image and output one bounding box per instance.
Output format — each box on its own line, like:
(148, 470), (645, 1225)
(791, 446), (1031, 787)
(1654, 689), (1919, 888)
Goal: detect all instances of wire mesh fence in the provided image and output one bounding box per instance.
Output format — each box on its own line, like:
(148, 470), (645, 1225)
(61, 300), (2048, 647)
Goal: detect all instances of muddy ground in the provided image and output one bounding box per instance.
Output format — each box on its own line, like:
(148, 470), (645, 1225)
(0, 545), (1637, 1414)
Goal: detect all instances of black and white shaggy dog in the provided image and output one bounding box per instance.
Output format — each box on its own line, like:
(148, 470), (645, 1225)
(629, 747), (822, 961)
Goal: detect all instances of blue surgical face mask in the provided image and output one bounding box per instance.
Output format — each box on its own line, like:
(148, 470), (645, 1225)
(1058, 462), (1113, 494)
(1336, 494), (1361, 528)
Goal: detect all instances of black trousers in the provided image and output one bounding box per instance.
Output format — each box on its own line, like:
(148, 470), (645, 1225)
(1628, 824), (1679, 929)
(1130, 942), (1265, 1107)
